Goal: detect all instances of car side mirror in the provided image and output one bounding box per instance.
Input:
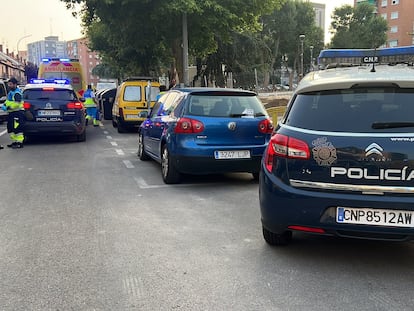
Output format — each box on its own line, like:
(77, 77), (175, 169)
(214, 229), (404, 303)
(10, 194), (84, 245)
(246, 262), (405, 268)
(79, 97), (85, 102)
(0, 96), (6, 103)
(138, 111), (148, 118)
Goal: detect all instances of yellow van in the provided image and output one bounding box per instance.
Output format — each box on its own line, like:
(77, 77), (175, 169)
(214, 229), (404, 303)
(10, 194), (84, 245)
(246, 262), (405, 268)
(38, 58), (86, 98)
(112, 77), (160, 133)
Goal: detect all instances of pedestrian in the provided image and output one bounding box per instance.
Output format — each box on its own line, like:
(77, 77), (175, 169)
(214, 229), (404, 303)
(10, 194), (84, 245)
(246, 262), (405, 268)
(156, 85), (167, 101)
(2, 77), (25, 148)
(83, 84), (99, 127)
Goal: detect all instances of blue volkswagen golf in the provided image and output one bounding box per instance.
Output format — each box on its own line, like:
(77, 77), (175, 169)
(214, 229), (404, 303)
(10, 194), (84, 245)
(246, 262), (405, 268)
(260, 47), (414, 246)
(138, 88), (273, 184)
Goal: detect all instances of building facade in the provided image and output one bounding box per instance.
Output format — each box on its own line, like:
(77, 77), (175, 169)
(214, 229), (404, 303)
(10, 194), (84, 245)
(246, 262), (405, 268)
(66, 38), (100, 87)
(0, 45), (25, 82)
(27, 36), (67, 66)
(355, 0), (414, 47)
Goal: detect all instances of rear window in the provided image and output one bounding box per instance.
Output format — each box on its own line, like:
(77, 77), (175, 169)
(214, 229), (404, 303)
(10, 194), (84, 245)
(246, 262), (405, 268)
(23, 89), (77, 101)
(285, 88), (414, 133)
(124, 86), (141, 101)
(187, 94), (267, 117)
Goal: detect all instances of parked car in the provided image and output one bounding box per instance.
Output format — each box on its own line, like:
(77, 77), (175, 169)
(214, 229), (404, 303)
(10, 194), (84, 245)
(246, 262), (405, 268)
(99, 87), (117, 120)
(259, 47), (414, 246)
(112, 77), (160, 133)
(0, 79), (8, 122)
(22, 78), (86, 141)
(138, 87), (274, 184)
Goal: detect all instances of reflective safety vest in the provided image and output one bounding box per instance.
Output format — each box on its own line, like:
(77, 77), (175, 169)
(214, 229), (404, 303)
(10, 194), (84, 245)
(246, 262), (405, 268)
(5, 87), (23, 112)
(83, 89), (96, 108)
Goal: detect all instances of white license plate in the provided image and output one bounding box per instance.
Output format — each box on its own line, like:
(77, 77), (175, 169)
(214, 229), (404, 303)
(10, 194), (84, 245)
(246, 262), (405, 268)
(214, 150), (251, 159)
(125, 114), (139, 120)
(38, 110), (61, 116)
(336, 207), (414, 228)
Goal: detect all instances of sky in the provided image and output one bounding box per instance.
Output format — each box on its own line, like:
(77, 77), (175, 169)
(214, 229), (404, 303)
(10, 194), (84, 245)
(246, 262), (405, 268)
(0, 0), (354, 54)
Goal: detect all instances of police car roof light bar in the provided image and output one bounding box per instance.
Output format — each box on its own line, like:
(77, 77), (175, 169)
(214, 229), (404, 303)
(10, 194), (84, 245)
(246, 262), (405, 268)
(29, 78), (70, 85)
(318, 46), (414, 69)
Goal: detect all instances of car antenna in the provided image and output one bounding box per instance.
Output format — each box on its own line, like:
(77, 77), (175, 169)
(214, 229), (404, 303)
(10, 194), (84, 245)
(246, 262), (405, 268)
(370, 47), (377, 72)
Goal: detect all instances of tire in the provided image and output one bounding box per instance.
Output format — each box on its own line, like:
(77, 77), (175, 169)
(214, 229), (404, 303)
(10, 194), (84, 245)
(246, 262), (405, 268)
(112, 119), (117, 128)
(137, 134), (150, 161)
(77, 130), (86, 142)
(161, 145), (181, 184)
(117, 123), (127, 133)
(262, 226), (292, 246)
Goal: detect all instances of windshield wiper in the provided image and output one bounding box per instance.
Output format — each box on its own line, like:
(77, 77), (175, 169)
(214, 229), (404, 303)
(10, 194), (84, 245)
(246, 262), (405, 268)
(372, 122), (414, 129)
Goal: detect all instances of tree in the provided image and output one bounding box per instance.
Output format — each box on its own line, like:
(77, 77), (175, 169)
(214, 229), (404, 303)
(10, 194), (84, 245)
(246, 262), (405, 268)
(330, 3), (388, 49)
(24, 62), (38, 83)
(61, 0), (284, 83)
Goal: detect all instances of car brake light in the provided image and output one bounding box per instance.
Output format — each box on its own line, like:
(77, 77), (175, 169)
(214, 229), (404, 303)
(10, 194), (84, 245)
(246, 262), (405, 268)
(264, 133), (310, 172)
(174, 117), (204, 134)
(42, 87), (55, 91)
(258, 118), (274, 134)
(23, 102), (31, 109)
(67, 102), (83, 109)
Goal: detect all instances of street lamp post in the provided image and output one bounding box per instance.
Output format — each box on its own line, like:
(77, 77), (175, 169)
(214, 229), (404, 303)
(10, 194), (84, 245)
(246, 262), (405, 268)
(309, 45), (314, 71)
(16, 34), (32, 57)
(299, 34), (305, 80)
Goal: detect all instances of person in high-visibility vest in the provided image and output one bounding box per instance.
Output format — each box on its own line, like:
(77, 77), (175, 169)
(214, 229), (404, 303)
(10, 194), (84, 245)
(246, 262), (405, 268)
(2, 77), (25, 149)
(83, 84), (99, 127)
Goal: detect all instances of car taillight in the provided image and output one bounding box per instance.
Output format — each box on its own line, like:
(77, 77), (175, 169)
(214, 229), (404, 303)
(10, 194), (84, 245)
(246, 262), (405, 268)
(264, 133), (310, 172)
(258, 118), (274, 134)
(67, 102), (83, 109)
(174, 117), (204, 134)
(23, 102), (31, 109)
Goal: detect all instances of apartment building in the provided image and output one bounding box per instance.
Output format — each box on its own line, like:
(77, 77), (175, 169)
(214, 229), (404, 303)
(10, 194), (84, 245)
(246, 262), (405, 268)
(355, 0), (414, 47)
(66, 38), (100, 86)
(27, 36), (67, 66)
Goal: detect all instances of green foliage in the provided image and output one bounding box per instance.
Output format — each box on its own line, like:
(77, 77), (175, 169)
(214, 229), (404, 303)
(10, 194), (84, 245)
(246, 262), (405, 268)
(61, 0), (284, 80)
(330, 3), (388, 48)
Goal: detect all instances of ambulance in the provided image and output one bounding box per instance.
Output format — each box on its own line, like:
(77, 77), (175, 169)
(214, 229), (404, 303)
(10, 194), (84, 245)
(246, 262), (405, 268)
(38, 58), (87, 97)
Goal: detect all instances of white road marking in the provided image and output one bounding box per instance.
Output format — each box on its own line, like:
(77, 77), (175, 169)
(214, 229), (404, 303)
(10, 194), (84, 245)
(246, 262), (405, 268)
(110, 141), (118, 146)
(0, 129), (6, 136)
(134, 177), (170, 189)
(115, 149), (125, 155)
(106, 135), (112, 139)
(123, 160), (135, 168)
(103, 131), (109, 134)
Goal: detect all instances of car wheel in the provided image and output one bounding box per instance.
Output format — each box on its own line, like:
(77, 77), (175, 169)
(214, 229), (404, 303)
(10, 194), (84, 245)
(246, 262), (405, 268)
(161, 145), (181, 184)
(262, 226), (292, 246)
(138, 134), (150, 161)
(112, 119), (117, 128)
(117, 124), (127, 133)
(77, 130), (86, 142)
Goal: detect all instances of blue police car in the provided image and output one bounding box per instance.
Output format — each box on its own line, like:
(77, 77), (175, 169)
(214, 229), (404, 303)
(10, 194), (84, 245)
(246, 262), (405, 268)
(259, 47), (414, 245)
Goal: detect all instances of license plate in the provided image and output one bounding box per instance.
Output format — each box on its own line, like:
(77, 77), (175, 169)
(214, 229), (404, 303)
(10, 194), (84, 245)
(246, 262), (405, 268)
(214, 150), (251, 159)
(38, 110), (61, 116)
(336, 207), (414, 228)
(125, 114), (138, 120)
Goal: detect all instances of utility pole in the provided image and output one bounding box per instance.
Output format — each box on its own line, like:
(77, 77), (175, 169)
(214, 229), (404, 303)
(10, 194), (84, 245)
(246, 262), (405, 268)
(182, 13), (189, 87)
(299, 34), (305, 80)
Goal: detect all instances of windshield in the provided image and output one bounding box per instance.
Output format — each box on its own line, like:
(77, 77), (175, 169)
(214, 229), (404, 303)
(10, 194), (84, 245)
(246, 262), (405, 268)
(285, 88), (414, 132)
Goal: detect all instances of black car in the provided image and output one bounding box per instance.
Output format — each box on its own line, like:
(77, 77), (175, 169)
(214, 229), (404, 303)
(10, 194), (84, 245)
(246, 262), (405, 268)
(22, 79), (86, 141)
(259, 47), (414, 246)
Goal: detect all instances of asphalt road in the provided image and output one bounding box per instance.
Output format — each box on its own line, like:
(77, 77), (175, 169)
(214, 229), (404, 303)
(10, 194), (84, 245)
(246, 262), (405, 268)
(0, 120), (413, 311)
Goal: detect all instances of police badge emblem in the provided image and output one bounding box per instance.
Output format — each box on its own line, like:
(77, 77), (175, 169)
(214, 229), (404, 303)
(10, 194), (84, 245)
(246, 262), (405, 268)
(312, 137), (337, 166)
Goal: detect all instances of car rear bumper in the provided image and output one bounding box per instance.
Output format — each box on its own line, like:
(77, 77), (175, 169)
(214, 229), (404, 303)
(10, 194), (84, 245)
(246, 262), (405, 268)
(172, 153), (263, 175)
(259, 165), (414, 241)
(24, 121), (86, 136)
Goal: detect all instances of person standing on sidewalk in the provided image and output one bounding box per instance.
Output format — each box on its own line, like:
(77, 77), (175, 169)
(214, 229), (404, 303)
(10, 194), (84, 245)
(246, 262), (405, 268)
(83, 84), (99, 127)
(2, 77), (25, 148)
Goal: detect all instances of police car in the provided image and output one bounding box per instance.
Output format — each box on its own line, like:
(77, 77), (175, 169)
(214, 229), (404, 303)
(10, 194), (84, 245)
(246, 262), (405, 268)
(22, 79), (86, 141)
(259, 46), (414, 245)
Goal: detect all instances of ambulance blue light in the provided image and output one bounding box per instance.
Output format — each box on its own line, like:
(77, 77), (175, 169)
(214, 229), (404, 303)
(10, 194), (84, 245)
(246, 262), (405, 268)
(41, 58), (50, 62)
(59, 58), (70, 62)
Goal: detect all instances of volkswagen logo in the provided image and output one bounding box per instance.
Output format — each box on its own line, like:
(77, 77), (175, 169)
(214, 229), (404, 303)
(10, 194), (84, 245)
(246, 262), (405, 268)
(228, 122), (237, 131)
(45, 102), (53, 109)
